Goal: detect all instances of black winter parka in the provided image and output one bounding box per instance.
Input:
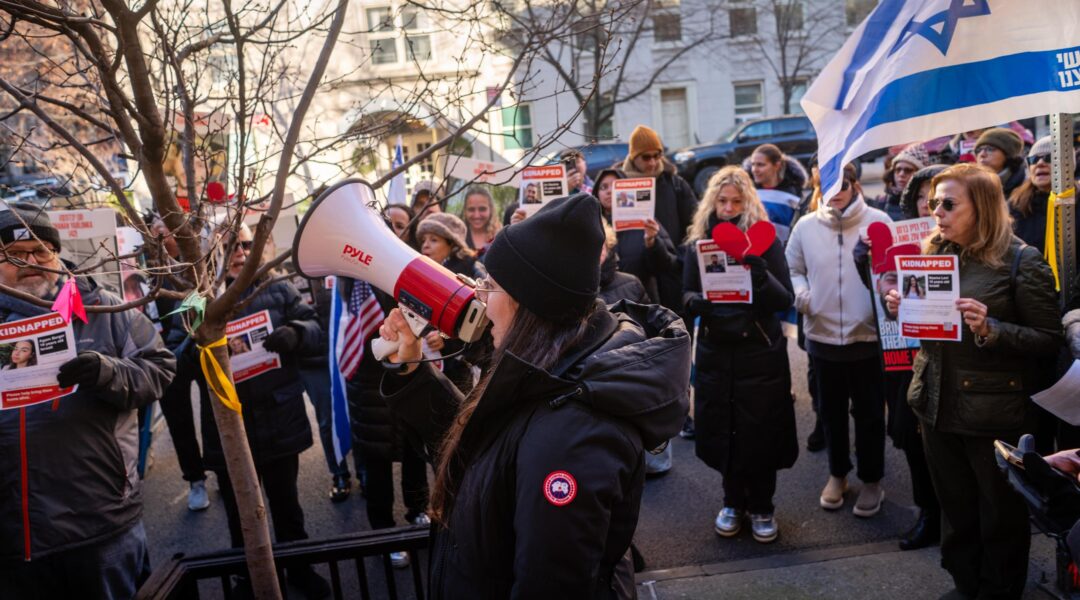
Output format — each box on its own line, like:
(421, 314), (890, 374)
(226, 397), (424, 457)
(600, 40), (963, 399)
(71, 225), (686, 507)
(381, 301), (690, 599)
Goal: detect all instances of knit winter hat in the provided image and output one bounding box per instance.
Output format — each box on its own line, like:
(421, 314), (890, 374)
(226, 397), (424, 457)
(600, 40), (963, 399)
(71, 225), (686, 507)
(416, 212), (469, 252)
(975, 128), (1024, 158)
(1029, 135), (1053, 158)
(483, 193), (603, 323)
(893, 144), (929, 171)
(0, 202), (61, 249)
(629, 125), (664, 160)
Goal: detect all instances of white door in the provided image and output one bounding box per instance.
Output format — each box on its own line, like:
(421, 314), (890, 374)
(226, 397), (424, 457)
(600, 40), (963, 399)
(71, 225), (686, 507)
(660, 88), (690, 149)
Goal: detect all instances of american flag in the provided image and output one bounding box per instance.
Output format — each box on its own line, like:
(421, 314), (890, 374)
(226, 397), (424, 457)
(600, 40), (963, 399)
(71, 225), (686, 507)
(338, 279), (384, 380)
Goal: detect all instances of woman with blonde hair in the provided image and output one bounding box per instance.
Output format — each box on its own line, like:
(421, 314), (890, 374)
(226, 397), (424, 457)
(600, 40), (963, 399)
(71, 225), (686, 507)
(886, 163), (1062, 599)
(684, 166), (797, 542)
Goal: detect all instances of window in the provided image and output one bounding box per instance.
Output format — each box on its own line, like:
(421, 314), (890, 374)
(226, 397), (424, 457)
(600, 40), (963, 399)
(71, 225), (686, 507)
(729, 7), (757, 37)
(846, 0), (877, 27)
(402, 6), (432, 61)
(366, 5), (434, 66)
(416, 142), (434, 174)
(653, 13), (682, 42)
(366, 7), (394, 32)
(739, 121), (773, 140)
(774, 1), (803, 31)
(774, 117), (810, 136)
(733, 81), (764, 122)
(787, 80), (808, 114)
(501, 104), (533, 150)
(370, 39), (398, 64)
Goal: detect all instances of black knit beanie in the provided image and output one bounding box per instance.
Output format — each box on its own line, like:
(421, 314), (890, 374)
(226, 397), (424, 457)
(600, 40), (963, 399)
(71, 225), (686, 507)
(483, 193), (603, 323)
(0, 202), (61, 249)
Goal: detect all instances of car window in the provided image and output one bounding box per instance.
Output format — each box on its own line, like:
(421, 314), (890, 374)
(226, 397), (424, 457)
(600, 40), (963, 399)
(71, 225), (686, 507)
(774, 118), (810, 136)
(584, 146), (611, 167)
(740, 121), (773, 140)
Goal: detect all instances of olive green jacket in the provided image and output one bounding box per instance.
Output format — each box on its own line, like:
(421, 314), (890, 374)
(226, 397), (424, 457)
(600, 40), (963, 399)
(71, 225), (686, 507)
(908, 239), (1063, 436)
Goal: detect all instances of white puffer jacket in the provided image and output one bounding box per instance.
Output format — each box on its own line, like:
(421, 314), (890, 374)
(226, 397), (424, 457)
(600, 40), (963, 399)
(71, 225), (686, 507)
(786, 197), (891, 346)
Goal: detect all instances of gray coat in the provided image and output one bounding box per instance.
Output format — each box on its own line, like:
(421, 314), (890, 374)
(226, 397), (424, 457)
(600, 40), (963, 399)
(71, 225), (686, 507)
(0, 275), (175, 561)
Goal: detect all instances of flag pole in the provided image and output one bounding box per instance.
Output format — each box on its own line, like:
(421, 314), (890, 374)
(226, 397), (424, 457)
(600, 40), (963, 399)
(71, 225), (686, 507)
(1052, 113), (1077, 307)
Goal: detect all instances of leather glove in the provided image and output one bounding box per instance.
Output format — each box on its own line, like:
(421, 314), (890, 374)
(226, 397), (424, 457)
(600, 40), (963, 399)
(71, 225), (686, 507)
(58, 351), (103, 389)
(263, 325), (299, 353)
(686, 295), (713, 317)
(742, 255), (769, 288)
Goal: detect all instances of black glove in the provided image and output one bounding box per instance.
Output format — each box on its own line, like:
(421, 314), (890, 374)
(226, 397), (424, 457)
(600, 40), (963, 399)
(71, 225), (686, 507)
(58, 351), (103, 389)
(742, 255), (769, 288)
(263, 325), (299, 353)
(686, 295), (713, 317)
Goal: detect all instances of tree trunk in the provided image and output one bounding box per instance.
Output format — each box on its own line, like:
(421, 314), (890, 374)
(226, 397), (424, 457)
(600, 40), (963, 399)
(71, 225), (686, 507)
(202, 334), (282, 599)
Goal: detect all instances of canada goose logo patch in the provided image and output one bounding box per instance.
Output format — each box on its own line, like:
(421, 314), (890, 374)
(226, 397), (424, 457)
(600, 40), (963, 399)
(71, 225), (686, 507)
(543, 471), (576, 506)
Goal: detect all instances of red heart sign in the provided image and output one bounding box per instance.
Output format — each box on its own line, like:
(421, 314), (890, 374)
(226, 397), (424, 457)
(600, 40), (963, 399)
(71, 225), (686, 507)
(745, 222), (777, 257)
(711, 222), (750, 260)
(866, 221), (895, 274)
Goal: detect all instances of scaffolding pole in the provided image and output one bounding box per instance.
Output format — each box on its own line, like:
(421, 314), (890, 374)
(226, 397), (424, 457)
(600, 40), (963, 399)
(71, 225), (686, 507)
(1052, 113), (1077, 308)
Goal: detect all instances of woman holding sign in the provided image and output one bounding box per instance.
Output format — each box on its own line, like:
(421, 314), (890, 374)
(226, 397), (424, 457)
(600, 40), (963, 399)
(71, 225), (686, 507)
(683, 166), (797, 543)
(885, 163), (1062, 599)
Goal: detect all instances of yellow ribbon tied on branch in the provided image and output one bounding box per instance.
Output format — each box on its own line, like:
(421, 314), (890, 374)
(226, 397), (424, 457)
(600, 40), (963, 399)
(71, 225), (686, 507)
(1044, 188), (1076, 292)
(198, 337), (242, 414)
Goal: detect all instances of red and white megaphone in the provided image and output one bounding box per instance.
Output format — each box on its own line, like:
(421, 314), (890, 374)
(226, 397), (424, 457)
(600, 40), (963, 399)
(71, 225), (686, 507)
(292, 179), (489, 359)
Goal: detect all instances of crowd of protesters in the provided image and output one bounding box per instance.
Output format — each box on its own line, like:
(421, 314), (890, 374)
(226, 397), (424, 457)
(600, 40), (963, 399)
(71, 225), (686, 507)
(5, 118), (1080, 600)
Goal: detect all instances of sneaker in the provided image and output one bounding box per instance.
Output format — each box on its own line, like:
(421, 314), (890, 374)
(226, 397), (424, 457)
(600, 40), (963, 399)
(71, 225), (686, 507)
(329, 475), (351, 503)
(390, 551), (410, 569)
(819, 476), (847, 510)
(853, 482), (885, 518)
(679, 416), (695, 439)
(407, 512), (431, 526)
(287, 565), (331, 599)
(750, 513), (779, 543)
(188, 480), (210, 512)
(713, 507), (744, 537)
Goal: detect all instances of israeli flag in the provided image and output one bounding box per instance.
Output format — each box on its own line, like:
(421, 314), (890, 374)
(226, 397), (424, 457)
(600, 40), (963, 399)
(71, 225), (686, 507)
(386, 135), (407, 205)
(328, 277), (352, 465)
(803, 0), (1080, 200)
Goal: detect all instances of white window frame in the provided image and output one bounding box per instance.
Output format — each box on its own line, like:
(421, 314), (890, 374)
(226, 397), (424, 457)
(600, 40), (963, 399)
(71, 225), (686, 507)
(365, 4), (435, 67)
(733, 80), (764, 123)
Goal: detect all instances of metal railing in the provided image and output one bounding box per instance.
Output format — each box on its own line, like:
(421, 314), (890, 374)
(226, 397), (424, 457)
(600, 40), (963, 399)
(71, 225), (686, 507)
(137, 525), (430, 600)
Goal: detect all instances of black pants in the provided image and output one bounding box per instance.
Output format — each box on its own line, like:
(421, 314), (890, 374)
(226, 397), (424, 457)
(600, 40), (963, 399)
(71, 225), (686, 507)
(812, 355), (885, 482)
(215, 454), (308, 548)
(722, 469), (778, 514)
(160, 371), (209, 482)
(365, 441), (430, 530)
(921, 426), (1030, 599)
(905, 435), (939, 515)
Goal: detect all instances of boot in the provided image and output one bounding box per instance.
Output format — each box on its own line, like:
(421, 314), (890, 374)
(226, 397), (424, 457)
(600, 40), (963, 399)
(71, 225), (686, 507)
(899, 510), (940, 551)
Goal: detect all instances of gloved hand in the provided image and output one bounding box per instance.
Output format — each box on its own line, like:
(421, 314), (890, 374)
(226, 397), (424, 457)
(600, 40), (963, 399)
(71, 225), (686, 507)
(742, 255), (769, 288)
(263, 325), (299, 353)
(58, 351), (103, 389)
(685, 295), (713, 317)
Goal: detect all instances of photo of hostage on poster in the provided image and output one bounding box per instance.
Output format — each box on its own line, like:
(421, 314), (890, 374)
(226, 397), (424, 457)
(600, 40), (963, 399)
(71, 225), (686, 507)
(695, 240), (752, 303)
(225, 309), (282, 382)
(611, 177), (656, 232)
(0, 313), (79, 410)
(895, 255), (962, 342)
(519, 165), (567, 217)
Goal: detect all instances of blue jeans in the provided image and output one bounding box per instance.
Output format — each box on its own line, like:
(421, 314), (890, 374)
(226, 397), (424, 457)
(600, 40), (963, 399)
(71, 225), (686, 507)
(299, 365), (350, 478)
(0, 520), (150, 600)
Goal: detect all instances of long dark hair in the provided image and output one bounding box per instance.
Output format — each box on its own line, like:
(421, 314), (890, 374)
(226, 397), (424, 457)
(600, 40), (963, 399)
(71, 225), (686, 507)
(430, 302), (595, 524)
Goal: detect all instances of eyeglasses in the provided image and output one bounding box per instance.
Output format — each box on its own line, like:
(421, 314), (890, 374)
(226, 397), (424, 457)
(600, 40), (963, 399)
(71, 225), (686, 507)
(1027, 154), (1051, 166)
(238, 240), (254, 251)
(928, 197), (957, 212)
(473, 277), (504, 303)
(638, 152), (663, 161)
(1, 245), (56, 265)
(974, 145), (999, 155)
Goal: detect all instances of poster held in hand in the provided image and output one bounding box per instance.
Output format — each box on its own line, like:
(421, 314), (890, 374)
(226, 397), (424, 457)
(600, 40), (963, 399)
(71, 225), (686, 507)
(696, 240), (752, 303)
(896, 255), (962, 342)
(519, 165), (567, 217)
(225, 309), (282, 382)
(0, 313), (79, 410)
(866, 219), (933, 371)
(611, 178), (655, 231)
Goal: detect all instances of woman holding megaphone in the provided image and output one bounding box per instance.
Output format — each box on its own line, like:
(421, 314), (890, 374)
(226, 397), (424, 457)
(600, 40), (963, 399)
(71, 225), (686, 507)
(378, 194), (690, 598)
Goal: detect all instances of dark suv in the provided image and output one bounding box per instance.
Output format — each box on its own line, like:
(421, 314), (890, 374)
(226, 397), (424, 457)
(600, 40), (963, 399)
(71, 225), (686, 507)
(671, 115), (817, 195)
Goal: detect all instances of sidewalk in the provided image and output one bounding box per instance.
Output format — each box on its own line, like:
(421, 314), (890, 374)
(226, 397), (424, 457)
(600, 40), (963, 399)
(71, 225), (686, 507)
(637, 534), (1062, 599)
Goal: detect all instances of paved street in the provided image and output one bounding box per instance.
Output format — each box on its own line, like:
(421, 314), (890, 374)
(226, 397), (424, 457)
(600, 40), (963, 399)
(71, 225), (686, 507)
(139, 337), (1061, 599)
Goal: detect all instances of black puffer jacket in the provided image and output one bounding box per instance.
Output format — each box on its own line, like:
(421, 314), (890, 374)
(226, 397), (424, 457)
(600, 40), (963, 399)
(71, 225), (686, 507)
(201, 278), (321, 469)
(0, 274), (175, 561)
(908, 240), (1063, 436)
(599, 252), (648, 305)
(683, 234), (798, 474)
(382, 301), (690, 599)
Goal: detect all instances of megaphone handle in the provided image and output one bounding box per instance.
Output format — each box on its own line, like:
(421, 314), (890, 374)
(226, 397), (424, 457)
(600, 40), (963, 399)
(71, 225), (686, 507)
(371, 336), (398, 361)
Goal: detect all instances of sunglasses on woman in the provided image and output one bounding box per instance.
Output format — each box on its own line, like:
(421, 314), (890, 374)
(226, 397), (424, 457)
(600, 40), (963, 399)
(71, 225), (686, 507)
(1026, 154), (1051, 166)
(927, 197), (957, 212)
